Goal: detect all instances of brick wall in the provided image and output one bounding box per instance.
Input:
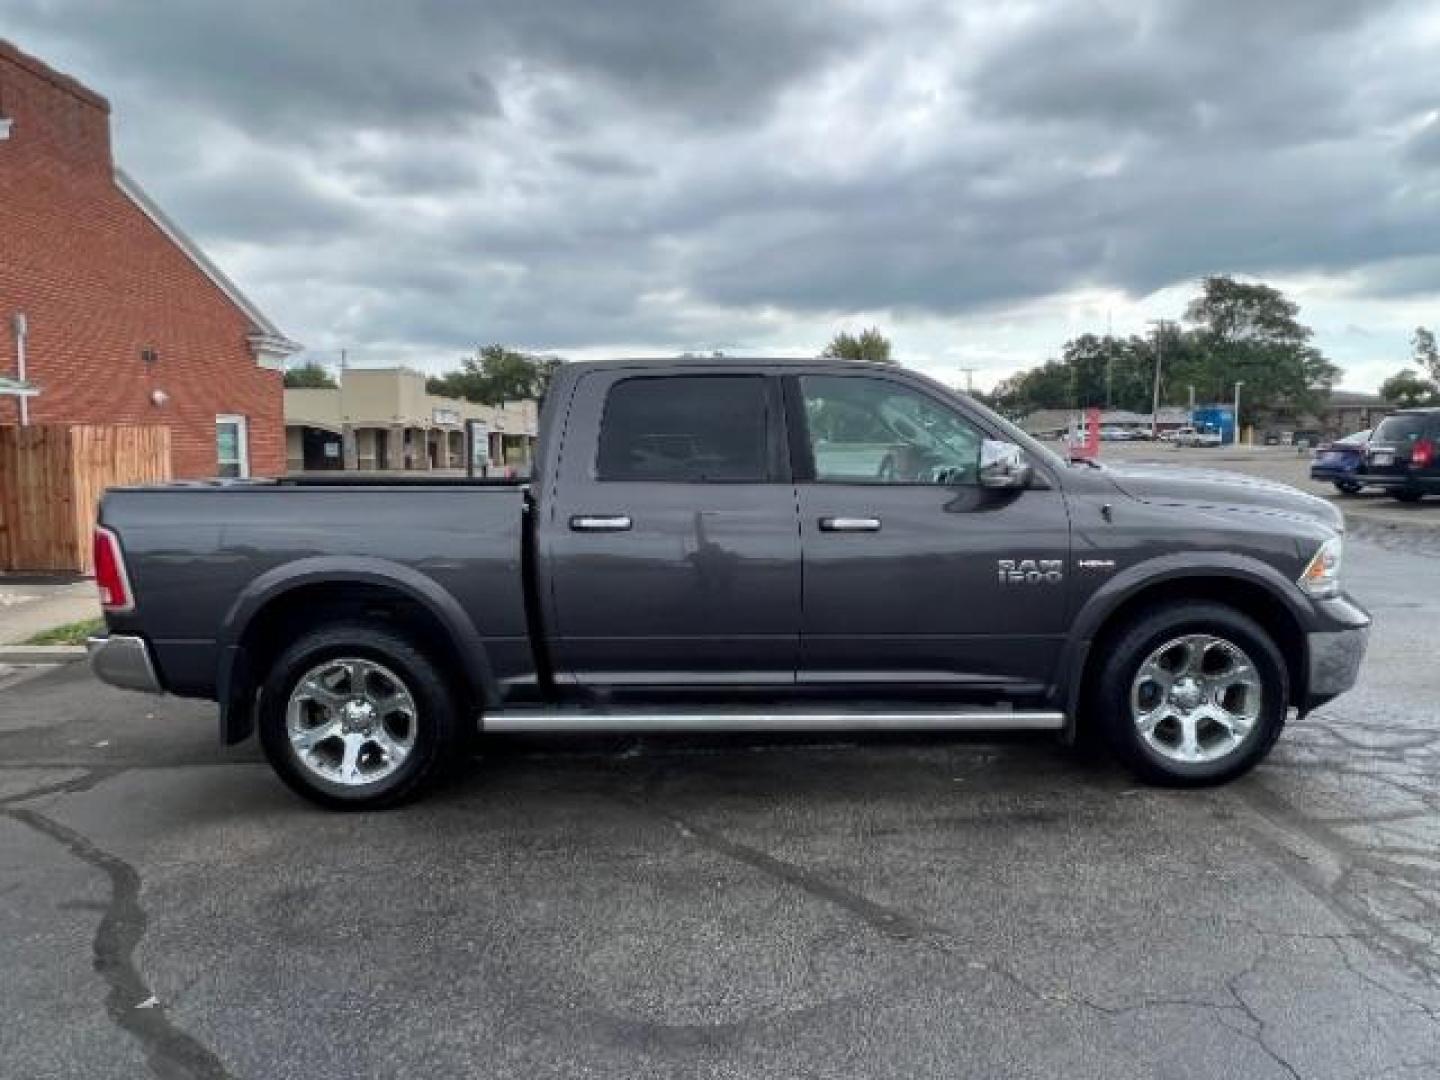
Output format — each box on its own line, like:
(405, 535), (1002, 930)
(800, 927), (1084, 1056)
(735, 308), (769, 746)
(0, 39), (284, 478)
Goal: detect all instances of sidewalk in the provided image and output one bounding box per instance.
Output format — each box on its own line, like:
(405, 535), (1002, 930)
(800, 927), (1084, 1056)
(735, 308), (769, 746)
(0, 573), (99, 645)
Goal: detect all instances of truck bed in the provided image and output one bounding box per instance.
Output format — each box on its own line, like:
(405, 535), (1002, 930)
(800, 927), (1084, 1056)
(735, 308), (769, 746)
(99, 482), (535, 700)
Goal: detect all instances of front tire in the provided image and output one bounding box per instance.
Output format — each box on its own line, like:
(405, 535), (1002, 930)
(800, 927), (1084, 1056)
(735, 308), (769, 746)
(258, 621), (466, 810)
(1333, 480), (1362, 495)
(1393, 489), (1424, 503)
(1090, 603), (1288, 787)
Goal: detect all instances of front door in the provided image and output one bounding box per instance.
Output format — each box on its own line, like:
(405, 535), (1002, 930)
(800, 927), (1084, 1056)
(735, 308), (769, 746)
(788, 371), (1071, 695)
(544, 369), (800, 690)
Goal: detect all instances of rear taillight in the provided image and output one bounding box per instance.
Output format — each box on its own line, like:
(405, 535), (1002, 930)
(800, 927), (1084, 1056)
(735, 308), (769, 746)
(93, 526), (134, 612)
(1413, 439), (1435, 468)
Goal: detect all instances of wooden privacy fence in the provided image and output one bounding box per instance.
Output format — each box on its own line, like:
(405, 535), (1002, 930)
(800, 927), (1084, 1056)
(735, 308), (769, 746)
(0, 424), (171, 573)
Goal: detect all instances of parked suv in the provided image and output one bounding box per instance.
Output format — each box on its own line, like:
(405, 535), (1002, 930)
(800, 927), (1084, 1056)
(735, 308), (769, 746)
(1359, 408), (1440, 502)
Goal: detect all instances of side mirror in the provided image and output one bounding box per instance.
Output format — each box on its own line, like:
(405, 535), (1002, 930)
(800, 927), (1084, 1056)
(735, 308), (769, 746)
(978, 439), (1033, 490)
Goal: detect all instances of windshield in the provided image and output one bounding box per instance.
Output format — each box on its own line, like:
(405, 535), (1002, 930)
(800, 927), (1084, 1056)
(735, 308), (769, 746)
(1337, 429), (1370, 445)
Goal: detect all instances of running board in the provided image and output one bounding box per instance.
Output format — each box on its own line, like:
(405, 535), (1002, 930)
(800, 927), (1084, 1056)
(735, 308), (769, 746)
(482, 708), (1066, 735)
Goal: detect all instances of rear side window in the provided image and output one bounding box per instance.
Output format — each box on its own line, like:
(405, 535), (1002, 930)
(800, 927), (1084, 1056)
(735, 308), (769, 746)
(1372, 414), (1429, 445)
(596, 375), (771, 482)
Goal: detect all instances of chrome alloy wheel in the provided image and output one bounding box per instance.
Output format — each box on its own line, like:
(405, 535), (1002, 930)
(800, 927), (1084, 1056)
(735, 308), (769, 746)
(285, 658), (418, 786)
(1129, 634), (1263, 765)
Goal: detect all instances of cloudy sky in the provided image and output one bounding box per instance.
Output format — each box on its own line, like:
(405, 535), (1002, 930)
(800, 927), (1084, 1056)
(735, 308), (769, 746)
(8, 0), (1440, 391)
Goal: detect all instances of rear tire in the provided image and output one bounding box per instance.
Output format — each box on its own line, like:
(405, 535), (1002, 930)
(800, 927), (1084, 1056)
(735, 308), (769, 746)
(1089, 602), (1288, 787)
(1333, 480), (1362, 495)
(1393, 490), (1424, 503)
(258, 621), (466, 810)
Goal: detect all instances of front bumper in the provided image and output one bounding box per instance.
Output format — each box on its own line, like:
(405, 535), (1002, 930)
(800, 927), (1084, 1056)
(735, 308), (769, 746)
(1305, 623), (1369, 708)
(87, 635), (163, 693)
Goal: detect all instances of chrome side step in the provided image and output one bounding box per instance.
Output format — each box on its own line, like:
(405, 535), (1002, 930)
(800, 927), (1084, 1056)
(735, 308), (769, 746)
(483, 708), (1065, 735)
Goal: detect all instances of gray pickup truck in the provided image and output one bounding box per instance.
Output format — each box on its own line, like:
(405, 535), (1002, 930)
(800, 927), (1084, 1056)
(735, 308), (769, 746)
(89, 357), (1370, 808)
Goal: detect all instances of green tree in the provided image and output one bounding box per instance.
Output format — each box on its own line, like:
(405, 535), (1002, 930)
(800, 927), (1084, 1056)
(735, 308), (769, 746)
(1180, 275), (1339, 419)
(427, 346), (561, 404)
(283, 362), (337, 389)
(1379, 368), (1440, 407)
(1411, 326), (1439, 383)
(822, 327), (893, 363)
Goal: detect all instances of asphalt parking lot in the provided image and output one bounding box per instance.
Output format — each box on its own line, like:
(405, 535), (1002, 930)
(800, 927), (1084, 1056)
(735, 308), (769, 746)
(2, 518), (1439, 1077)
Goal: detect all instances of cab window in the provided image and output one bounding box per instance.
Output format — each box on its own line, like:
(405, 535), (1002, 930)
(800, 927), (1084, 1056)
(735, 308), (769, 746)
(596, 375), (772, 482)
(799, 375), (982, 485)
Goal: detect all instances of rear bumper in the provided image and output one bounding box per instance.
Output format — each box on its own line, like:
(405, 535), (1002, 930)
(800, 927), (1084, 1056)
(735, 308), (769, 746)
(86, 635), (163, 693)
(1356, 473), (1435, 491)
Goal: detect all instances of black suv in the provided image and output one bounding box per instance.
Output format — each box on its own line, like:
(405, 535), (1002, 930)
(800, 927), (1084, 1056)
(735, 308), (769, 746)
(1360, 408), (1440, 502)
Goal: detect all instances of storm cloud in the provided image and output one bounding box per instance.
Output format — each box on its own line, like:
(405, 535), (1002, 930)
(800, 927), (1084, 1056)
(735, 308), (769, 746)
(6, 0), (1440, 387)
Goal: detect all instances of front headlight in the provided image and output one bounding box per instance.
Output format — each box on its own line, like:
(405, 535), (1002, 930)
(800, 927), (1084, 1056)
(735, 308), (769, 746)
(1298, 535), (1343, 598)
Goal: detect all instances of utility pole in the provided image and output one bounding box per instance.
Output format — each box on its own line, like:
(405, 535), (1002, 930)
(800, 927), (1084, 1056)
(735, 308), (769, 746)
(958, 367), (976, 394)
(1105, 354), (1113, 409)
(1233, 381), (1244, 446)
(1148, 319), (1172, 439)
(1187, 384), (1195, 412)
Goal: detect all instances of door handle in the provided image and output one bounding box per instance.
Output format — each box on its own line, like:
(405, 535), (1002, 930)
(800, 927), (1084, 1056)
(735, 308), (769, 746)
(570, 514), (633, 532)
(819, 516), (881, 532)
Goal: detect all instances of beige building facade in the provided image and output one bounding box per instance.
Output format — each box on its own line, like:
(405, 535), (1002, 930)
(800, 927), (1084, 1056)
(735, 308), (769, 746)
(284, 367), (539, 474)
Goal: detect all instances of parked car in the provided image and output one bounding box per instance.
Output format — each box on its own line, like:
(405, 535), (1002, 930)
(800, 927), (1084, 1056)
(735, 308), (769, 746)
(1099, 426), (1142, 442)
(1310, 429), (1371, 494)
(1357, 408), (1440, 502)
(1172, 427), (1223, 448)
(89, 357), (1369, 808)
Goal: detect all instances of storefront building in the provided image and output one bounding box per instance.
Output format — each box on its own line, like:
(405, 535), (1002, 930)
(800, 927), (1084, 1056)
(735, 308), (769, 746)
(284, 367), (538, 474)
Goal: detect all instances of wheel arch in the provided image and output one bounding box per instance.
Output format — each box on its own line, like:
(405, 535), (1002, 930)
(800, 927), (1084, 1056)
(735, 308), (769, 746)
(216, 557), (496, 745)
(1059, 555), (1310, 738)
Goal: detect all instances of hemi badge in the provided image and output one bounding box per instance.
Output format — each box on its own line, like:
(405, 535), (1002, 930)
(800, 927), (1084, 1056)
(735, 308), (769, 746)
(1077, 559), (1116, 570)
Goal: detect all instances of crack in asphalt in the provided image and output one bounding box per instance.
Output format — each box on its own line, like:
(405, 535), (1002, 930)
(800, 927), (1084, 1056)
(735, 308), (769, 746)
(0, 766), (122, 808)
(1, 771), (235, 1080)
(1222, 937), (1305, 1080)
(613, 790), (938, 942)
(1238, 757), (1440, 1005)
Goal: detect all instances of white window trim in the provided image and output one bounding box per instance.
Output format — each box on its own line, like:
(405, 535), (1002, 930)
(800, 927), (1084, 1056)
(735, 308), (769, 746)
(216, 414), (250, 478)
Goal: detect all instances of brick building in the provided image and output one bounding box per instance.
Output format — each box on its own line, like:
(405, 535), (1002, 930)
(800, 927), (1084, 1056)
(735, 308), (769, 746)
(0, 40), (298, 478)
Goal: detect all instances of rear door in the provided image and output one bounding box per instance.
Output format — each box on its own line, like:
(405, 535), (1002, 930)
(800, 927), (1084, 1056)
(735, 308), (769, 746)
(787, 370), (1071, 695)
(543, 368), (801, 690)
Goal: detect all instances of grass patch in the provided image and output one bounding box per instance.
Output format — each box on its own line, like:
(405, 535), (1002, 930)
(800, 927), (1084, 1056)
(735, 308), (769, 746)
(24, 617), (105, 646)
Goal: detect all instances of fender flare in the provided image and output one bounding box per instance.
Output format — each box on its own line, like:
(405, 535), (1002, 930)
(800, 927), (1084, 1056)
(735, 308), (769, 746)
(1056, 551), (1312, 728)
(216, 556), (497, 744)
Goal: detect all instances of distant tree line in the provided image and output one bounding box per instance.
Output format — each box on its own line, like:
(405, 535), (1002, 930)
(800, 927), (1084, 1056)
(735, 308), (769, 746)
(988, 276), (1341, 421)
